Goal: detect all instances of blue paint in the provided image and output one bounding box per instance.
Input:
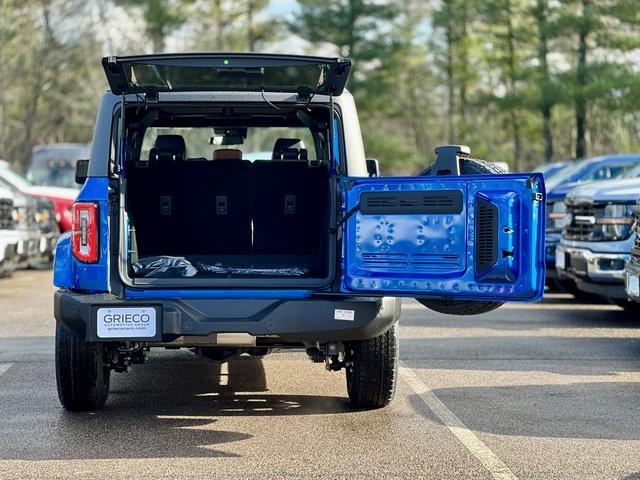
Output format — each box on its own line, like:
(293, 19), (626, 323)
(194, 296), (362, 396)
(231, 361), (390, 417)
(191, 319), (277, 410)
(341, 174), (546, 302)
(125, 288), (312, 299)
(53, 177), (110, 292)
(53, 232), (73, 288)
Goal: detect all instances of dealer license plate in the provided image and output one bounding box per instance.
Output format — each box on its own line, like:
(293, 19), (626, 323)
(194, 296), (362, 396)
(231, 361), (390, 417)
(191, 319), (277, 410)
(97, 307), (156, 338)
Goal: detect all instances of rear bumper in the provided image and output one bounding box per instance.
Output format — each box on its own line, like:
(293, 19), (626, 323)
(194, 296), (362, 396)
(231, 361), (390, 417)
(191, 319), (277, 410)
(54, 290), (401, 344)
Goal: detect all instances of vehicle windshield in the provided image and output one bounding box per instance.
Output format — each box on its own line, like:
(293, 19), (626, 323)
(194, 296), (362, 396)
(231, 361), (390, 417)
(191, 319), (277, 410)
(26, 145), (89, 188)
(624, 163), (640, 178)
(534, 161), (572, 179)
(545, 158), (640, 190)
(0, 165), (33, 191)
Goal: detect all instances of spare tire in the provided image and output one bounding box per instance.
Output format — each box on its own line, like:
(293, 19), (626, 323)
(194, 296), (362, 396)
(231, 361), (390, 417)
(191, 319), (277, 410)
(417, 156), (505, 316)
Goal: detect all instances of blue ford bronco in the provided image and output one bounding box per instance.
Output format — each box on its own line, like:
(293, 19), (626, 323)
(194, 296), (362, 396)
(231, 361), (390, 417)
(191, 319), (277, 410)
(53, 53), (545, 411)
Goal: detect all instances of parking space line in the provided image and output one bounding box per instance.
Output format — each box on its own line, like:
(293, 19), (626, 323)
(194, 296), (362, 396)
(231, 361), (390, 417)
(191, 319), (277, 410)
(220, 362), (229, 386)
(0, 363), (12, 378)
(399, 364), (517, 480)
(401, 303), (619, 311)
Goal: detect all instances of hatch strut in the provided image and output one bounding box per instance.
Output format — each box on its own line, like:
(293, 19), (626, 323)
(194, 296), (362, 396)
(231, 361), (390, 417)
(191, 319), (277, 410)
(329, 93), (336, 175)
(119, 93), (127, 174)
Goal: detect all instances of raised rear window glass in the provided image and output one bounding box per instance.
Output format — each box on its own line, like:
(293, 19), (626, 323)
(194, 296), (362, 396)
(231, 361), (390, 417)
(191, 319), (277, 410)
(124, 63), (329, 93)
(140, 127), (316, 161)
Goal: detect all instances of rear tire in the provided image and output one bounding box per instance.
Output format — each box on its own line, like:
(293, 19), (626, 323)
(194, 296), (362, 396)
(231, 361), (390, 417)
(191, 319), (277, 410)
(55, 323), (110, 411)
(417, 298), (502, 316)
(346, 326), (398, 409)
(418, 156), (506, 316)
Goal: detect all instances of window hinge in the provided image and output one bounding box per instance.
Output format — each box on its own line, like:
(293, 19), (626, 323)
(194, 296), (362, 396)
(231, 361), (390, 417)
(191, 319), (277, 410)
(145, 91), (159, 104)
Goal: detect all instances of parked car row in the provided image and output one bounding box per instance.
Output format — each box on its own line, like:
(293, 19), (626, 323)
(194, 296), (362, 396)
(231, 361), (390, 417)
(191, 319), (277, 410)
(0, 144), (84, 276)
(537, 154), (640, 309)
(625, 208), (640, 304)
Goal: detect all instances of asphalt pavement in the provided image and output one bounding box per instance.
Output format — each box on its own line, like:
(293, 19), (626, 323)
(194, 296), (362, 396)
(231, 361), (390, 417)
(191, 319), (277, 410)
(2, 270), (640, 479)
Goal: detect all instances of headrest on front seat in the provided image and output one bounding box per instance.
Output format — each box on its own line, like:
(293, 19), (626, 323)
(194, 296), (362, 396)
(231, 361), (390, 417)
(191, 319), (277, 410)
(149, 135), (187, 162)
(214, 149), (242, 160)
(272, 138), (306, 160)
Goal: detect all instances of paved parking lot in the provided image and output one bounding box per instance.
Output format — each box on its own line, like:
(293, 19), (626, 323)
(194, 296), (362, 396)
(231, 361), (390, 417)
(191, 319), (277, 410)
(1, 270), (640, 479)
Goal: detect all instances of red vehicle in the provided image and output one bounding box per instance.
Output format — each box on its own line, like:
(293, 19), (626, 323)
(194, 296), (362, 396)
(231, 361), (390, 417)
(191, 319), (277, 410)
(26, 144), (89, 231)
(0, 160), (77, 232)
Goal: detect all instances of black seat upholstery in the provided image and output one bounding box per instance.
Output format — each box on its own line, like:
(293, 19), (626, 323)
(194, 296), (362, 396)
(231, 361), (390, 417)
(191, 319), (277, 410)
(253, 158), (328, 255)
(127, 135), (189, 256)
(128, 136), (328, 263)
(188, 159), (254, 255)
(272, 138), (309, 160)
(149, 135), (187, 162)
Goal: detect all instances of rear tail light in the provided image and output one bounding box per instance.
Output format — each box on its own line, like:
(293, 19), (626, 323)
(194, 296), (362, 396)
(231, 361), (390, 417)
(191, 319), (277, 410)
(72, 202), (99, 263)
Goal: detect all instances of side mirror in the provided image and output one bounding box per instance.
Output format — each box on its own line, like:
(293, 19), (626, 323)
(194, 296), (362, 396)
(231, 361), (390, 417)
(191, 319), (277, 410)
(75, 159), (89, 185)
(366, 158), (379, 177)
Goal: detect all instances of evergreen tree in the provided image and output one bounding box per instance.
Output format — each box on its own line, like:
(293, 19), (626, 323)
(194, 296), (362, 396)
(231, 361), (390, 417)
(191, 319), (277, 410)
(290, 0), (398, 94)
(113, 0), (192, 52)
(556, 0), (640, 158)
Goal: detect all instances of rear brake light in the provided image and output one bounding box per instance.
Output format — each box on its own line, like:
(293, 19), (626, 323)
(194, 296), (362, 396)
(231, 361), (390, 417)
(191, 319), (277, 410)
(72, 202), (98, 263)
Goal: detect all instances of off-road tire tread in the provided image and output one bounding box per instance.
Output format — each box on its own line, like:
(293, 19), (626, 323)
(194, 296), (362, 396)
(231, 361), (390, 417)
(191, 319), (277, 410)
(346, 326), (398, 409)
(56, 323), (110, 411)
(419, 156), (506, 176)
(418, 156), (506, 316)
(417, 298), (503, 315)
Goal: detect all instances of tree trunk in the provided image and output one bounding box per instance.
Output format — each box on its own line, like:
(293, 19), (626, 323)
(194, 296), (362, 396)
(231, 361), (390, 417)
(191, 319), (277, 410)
(575, 0), (589, 159)
(457, 0), (469, 122)
(535, 0), (554, 163)
(444, 0), (456, 143)
(247, 0), (256, 51)
(505, 0), (522, 170)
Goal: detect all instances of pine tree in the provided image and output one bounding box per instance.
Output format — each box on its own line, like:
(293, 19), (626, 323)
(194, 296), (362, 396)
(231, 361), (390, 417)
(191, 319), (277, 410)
(113, 0), (193, 52)
(290, 0), (398, 94)
(556, 0), (640, 158)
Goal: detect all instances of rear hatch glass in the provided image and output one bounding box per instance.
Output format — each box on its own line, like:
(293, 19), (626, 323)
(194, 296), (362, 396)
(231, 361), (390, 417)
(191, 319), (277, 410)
(103, 53), (351, 96)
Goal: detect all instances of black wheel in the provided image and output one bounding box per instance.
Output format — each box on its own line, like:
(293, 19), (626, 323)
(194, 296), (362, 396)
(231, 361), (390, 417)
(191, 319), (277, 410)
(418, 156), (506, 316)
(346, 326), (398, 409)
(417, 298), (502, 315)
(55, 322), (110, 411)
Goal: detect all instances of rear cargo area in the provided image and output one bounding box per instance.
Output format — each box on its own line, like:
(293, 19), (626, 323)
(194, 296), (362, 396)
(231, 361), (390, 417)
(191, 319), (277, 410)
(124, 136), (332, 285)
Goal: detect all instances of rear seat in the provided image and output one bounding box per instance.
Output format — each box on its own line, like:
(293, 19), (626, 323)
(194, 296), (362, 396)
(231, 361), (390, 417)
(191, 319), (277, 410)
(188, 151), (253, 255)
(129, 136), (327, 259)
(252, 139), (329, 255)
(127, 135), (189, 256)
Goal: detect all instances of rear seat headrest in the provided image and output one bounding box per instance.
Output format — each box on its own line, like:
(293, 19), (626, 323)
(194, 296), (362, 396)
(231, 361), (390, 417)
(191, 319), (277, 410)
(273, 138), (306, 160)
(214, 149), (242, 161)
(150, 134), (187, 162)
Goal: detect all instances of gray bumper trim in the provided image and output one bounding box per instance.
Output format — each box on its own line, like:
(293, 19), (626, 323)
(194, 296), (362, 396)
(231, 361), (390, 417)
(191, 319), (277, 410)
(54, 291), (401, 343)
